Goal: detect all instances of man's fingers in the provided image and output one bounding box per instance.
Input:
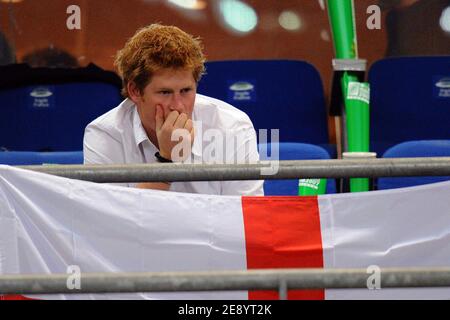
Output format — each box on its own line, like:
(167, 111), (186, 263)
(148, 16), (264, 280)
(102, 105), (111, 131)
(155, 105), (164, 131)
(173, 113), (188, 129)
(163, 110), (180, 128)
(190, 126), (195, 145)
(184, 119), (193, 132)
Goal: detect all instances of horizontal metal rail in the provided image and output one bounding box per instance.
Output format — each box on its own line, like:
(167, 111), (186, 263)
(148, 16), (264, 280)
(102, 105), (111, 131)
(14, 157), (450, 183)
(1, 267), (450, 295)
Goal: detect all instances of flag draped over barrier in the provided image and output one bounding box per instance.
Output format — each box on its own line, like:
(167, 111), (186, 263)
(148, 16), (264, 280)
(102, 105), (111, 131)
(1, 165), (450, 300)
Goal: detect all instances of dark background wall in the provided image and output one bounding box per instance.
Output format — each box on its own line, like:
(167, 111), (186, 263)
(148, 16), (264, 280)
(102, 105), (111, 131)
(1, 0), (449, 143)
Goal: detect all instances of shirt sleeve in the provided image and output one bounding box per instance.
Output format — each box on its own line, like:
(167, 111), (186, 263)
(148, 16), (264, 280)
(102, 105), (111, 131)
(83, 124), (134, 188)
(83, 123), (124, 165)
(220, 123), (265, 196)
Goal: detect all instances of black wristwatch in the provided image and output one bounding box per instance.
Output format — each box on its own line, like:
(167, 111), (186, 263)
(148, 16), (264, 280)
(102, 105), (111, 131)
(155, 152), (173, 163)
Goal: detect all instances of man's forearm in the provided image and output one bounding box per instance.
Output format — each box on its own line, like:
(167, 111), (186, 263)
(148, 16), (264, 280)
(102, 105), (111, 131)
(136, 182), (171, 191)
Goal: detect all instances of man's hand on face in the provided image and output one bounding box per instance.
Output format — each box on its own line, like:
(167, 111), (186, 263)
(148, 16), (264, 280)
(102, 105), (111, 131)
(155, 104), (195, 161)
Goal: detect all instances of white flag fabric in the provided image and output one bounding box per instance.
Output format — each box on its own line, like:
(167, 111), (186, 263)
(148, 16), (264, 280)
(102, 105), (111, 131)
(1, 164), (450, 300)
(319, 183), (450, 299)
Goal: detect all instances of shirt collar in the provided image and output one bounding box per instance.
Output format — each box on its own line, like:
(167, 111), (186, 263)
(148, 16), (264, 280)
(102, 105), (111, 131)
(132, 103), (150, 147)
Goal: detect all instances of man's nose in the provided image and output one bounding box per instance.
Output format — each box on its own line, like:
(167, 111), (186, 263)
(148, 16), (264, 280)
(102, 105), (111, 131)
(169, 94), (184, 113)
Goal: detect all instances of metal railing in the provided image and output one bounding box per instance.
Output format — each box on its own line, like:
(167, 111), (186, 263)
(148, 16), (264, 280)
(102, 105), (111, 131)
(15, 157), (450, 183)
(5, 158), (450, 298)
(1, 267), (450, 297)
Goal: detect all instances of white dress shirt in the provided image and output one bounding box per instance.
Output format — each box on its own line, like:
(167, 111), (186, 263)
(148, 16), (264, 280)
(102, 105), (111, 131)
(83, 94), (264, 196)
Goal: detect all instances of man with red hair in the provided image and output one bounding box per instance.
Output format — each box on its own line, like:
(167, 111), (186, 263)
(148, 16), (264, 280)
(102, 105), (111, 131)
(84, 24), (264, 196)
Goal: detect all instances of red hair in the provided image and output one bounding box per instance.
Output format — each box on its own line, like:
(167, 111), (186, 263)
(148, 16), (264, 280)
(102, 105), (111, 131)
(114, 24), (206, 97)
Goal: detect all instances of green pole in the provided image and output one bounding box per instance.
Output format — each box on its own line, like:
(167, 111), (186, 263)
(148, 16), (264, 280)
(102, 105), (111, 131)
(298, 178), (327, 196)
(327, 0), (357, 59)
(327, 0), (371, 192)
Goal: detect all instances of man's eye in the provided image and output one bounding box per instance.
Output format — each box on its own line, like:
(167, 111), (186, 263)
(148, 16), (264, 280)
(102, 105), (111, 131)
(181, 88), (192, 93)
(159, 91), (171, 95)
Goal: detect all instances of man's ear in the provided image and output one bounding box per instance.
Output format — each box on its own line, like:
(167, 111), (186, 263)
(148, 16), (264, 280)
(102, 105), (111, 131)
(127, 82), (141, 104)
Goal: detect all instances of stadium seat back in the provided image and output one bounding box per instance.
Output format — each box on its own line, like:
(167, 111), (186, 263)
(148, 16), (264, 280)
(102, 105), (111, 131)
(258, 142), (336, 195)
(0, 64), (122, 151)
(198, 60), (334, 155)
(0, 151), (83, 165)
(369, 56), (450, 156)
(378, 140), (450, 190)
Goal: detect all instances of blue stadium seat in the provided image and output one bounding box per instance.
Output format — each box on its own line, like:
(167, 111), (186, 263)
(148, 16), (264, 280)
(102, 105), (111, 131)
(369, 56), (450, 156)
(197, 60), (335, 157)
(0, 151), (83, 165)
(259, 142), (336, 195)
(378, 140), (450, 190)
(0, 63), (122, 151)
